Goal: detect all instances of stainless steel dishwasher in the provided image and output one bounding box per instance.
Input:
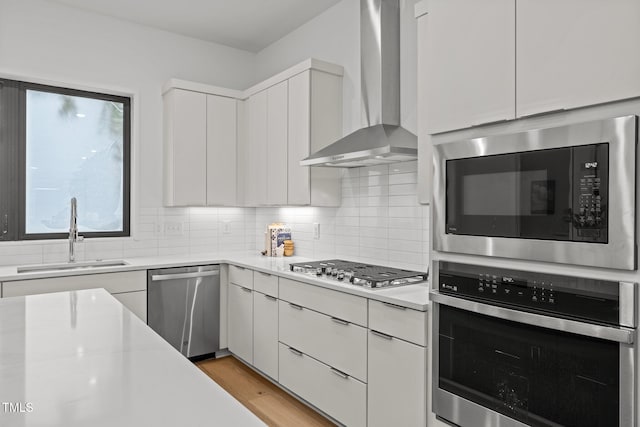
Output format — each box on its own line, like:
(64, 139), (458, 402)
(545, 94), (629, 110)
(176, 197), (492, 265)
(147, 265), (220, 359)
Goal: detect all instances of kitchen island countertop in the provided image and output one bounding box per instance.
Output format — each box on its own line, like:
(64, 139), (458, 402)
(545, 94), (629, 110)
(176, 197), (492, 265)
(0, 288), (265, 427)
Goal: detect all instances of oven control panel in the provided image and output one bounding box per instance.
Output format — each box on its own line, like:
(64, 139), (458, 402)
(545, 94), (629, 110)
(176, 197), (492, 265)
(437, 261), (620, 325)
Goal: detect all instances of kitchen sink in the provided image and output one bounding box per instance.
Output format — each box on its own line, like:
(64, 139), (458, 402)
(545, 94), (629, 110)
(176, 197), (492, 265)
(17, 259), (129, 273)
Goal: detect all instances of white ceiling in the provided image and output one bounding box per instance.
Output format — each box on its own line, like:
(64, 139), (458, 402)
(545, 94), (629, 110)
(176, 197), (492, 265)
(47, 0), (343, 52)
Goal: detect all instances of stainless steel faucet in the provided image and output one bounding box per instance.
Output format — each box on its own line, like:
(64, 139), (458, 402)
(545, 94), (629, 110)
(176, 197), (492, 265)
(69, 197), (78, 262)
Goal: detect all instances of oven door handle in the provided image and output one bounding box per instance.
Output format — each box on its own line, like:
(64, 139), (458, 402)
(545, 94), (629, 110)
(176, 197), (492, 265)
(431, 292), (635, 345)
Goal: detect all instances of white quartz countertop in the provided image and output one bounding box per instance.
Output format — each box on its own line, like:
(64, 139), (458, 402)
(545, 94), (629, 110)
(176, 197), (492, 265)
(0, 288), (265, 427)
(0, 252), (430, 311)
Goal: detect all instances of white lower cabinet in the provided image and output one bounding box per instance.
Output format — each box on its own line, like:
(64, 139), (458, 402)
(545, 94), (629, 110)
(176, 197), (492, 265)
(279, 299), (367, 382)
(253, 291), (278, 380)
(279, 343), (367, 427)
(228, 282), (253, 364)
(368, 330), (427, 427)
(227, 270), (428, 427)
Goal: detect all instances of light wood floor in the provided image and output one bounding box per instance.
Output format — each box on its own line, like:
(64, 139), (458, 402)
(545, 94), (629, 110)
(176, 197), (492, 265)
(197, 356), (336, 427)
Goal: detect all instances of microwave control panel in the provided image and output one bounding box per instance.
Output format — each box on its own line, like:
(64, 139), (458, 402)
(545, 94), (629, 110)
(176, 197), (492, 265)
(437, 261), (619, 325)
(572, 143), (608, 243)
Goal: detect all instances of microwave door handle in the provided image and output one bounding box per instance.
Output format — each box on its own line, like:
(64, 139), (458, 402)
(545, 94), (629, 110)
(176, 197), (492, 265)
(431, 292), (635, 345)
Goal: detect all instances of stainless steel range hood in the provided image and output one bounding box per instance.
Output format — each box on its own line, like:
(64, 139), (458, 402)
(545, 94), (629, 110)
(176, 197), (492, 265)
(301, 0), (417, 168)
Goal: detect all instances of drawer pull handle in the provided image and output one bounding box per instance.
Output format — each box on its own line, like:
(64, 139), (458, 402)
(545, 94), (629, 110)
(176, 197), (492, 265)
(289, 303), (303, 310)
(258, 272), (271, 277)
(382, 302), (406, 311)
(371, 330), (393, 340)
(240, 287), (252, 293)
(265, 294), (277, 301)
(330, 367), (349, 380)
(330, 317), (349, 326)
(234, 266), (246, 270)
(288, 347), (303, 357)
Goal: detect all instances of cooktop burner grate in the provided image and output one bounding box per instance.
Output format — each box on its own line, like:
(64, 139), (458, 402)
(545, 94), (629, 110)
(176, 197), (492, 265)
(289, 259), (428, 289)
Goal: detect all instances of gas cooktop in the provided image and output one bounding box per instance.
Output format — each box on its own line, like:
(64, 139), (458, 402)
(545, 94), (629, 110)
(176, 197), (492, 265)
(289, 259), (428, 289)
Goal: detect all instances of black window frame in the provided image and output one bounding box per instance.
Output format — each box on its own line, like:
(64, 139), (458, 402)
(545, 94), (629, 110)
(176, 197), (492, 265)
(0, 78), (131, 241)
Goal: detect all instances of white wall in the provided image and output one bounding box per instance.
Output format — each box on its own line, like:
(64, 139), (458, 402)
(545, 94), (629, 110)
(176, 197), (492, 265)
(0, 0), (257, 265)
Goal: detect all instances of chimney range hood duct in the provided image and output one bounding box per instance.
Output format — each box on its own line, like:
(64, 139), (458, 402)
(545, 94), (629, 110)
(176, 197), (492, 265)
(301, 0), (417, 168)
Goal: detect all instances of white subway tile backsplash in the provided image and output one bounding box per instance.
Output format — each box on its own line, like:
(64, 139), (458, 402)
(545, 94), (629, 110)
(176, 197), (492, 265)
(387, 217), (423, 230)
(359, 174), (389, 187)
(388, 206), (422, 218)
(389, 183), (418, 196)
(388, 195), (418, 207)
(360, 216), (389, 228)
(359, 196), (388, 207)
(360, 237), (389, 250)
(359, 164), (389, 176)
(389, 161), (417, 174)
(359, 207), (388, 217)
(388, 172), (417, 185)
(335, 225), (360, 237)
(359, 185), (389, 197)
(2, 163), (428, 269)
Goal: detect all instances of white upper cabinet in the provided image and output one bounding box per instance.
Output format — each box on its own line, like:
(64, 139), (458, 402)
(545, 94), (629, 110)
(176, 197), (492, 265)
(163, 89), (207, 206)
(423, 0), (516, 134)
(164, 59), (343, 207)
(266, 81), (288, 206)
(206, 95), (237, 206)
(516, 0), (640, 117)
(288, 70), (342, 206)
(420, 0), (640, 134)
(163, 82), (241, 207)
(244, 90), (268, 206)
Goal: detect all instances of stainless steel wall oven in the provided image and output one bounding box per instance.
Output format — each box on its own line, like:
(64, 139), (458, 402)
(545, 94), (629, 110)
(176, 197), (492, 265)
(431, 261), (636, 427)
(433, 116), (637, 270)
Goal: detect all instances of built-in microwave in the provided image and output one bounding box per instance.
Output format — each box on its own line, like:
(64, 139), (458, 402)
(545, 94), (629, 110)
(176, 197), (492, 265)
(433, 116), (637, 270)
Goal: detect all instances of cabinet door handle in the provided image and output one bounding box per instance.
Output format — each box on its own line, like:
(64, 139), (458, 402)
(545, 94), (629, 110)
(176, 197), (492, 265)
(265, 294), (277, 301)
(330, 317), (349, 326)
(288, 347), (303, 357)
(382, 302), (406, 310)
(234, 266), (246, 270)
(289, 303), (303, 310)
(258, 271), (271, 277)
(330, 367), (349, 380)
(371, 330), (393, 340)
(240, 286), (252, 293)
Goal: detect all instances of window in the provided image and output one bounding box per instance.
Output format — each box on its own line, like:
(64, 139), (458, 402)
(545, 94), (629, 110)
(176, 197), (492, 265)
(0, 79), (131, 240)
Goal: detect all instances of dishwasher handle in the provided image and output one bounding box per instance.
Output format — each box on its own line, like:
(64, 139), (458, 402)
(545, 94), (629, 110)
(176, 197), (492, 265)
(150, 270), (220, 281)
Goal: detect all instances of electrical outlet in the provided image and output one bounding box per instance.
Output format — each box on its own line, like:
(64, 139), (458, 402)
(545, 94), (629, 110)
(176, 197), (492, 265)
(223, 220), (231, 234)
(164, 221), (183, 236)
(313, 223), (320, 239)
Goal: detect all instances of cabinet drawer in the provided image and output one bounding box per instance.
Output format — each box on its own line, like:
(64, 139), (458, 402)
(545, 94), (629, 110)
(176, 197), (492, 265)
(229, 265), (253, 289)
(2, 271), (146, 297)
(369, 299), (427, 346)
(279, 278), (367, 326)
(253, 271), (278, 297)
(279, 343), (366, 427)
(279, 300), (367, 382)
